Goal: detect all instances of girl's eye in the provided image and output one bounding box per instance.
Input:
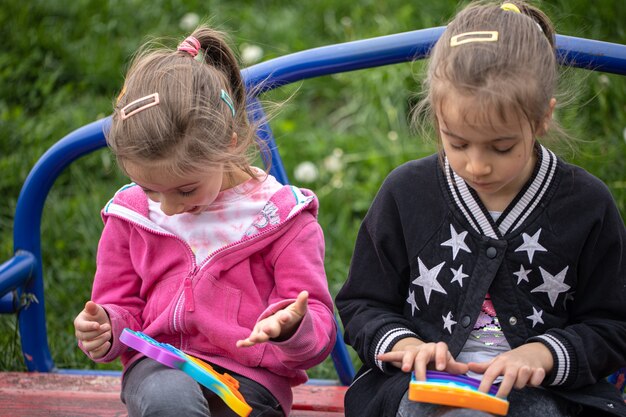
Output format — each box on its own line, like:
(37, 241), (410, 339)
(450, 143), (467, 150)
(179, 189), (196, 197)
(494, 146), (514, 154)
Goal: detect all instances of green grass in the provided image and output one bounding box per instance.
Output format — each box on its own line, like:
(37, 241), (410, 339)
(1, 0), (625, 380)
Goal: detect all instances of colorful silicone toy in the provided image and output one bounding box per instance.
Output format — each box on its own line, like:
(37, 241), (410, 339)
(409, 371), (510, 416)
(120, 328), (252, 417)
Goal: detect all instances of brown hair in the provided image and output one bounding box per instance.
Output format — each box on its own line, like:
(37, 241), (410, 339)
(413, 1), (563, 144)
(107, 26), (264, 179)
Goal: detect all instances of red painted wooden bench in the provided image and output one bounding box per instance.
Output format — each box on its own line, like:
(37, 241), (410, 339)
(0, 372), (346, 417)
(1, 26), (625, 416)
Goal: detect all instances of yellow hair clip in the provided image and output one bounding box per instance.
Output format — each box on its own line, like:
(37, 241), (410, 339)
(501, 3), (521, 13)
(450, 31), (499, 47)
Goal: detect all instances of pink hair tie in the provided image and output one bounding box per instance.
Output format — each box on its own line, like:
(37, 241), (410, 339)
(177, 36), (201, 57)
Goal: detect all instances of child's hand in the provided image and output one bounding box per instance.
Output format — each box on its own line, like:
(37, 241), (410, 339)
(73, 300), (112, 359)
(468, 342), (554, 398)
(377, 339), (469, 380)
(236, 291), (309, 348)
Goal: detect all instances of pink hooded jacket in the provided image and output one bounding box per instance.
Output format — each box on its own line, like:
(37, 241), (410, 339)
(85, 182), (336, 414)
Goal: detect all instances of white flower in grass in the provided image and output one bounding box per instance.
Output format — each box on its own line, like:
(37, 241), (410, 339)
(623, 127), (626, 144)
(388, 130), (399, 141)
(324, 148), (344, 173)
(241, 44), (264, 66)
(294, 161), (319, 183)
(179, 13), (200, 31)
(598, 74), (610, 87)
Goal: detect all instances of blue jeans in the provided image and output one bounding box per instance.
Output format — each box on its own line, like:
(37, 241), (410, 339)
(121, 357), (284, 417)
(396, 386), (579, 417)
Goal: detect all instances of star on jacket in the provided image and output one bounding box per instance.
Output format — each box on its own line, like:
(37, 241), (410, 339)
(441, 224), (471, 260)
(531, 266), (571, 307)
(412, 258), (447, 305)
(515, 229), (547, 263)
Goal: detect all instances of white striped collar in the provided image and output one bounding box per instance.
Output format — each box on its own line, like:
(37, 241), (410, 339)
(444, 144), (558, 238)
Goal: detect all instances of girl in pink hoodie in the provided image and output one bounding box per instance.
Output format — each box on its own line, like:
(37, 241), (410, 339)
(73, 26), (336, 417)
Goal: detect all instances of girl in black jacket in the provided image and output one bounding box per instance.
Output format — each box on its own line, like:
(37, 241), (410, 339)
(336, 1), (626, 416)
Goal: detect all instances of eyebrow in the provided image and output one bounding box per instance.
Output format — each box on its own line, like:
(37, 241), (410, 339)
(441, 129), (518, 142)
(135, 181), (199, 192)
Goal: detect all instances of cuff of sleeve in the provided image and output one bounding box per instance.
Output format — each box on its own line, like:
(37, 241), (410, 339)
(369, 324), (418, 373)
(528, 333), (576, 387)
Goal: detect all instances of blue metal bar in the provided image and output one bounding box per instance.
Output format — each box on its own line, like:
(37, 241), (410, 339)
(8, 27), (626, 378)
(242, 27), (626, 93)
(246, 97), (289, 184)
(0, 292), (16, 314)
(13, 119), (109, 372)
(0, 251), (36, 298)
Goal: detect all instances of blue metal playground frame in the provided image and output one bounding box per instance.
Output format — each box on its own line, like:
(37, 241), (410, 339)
(1, 26), (625, 386)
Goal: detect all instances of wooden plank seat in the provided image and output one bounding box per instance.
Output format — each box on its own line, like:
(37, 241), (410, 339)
(0, 372), (346, 417)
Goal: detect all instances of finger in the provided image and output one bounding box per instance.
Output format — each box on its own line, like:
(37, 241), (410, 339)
(514, 366), (532, 389)
(401, 351), (418, 372)
(414, 346), (433, 380)
(89, 341), (111, 359)
(495, 369), (516, 398)
(445, 359), (469, 374)
(292, 291), (309, 317)
(529, 368), (545, 387)
(84, 301), (102, 318)
(434, 342), (449, 371)
(82, 330), (111, 352)
(478, 364), (501, 393)
(236, 339), (254, 348)
(75, 323), (111, 341)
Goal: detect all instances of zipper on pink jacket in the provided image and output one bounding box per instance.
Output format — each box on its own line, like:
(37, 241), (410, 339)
(105, 195), (314, 336)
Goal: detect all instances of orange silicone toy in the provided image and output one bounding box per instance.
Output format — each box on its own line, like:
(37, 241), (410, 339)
(409, 373), (509, 416)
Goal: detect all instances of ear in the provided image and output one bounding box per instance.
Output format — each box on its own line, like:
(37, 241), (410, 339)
(230, 132), (238, 149)
(536, 98), (556, 136)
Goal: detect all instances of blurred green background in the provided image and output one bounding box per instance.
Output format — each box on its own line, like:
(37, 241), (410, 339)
(1, 0), (625, 380)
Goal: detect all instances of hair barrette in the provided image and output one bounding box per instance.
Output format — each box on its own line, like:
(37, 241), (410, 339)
(120, 93), (160, 120)
(500, 3), (544, 32)
(220, 89), (236, 117)
(177, 36), (201, 58)
(500, 3), (521, 13)
(450, 31), (499, 47)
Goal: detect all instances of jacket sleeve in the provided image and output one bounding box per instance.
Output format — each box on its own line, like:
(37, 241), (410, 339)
(262, 214), (336, 370)
(82, 214), (145, 363)
(336, 172), (422, 374)
(529, 183), (626, 389)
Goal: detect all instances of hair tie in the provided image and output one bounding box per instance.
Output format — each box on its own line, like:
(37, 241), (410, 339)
(500, 3), (521, 13)
(177, 36), (201, 58)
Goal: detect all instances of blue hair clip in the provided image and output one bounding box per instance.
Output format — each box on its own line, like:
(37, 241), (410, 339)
(220, 89), (236, 117)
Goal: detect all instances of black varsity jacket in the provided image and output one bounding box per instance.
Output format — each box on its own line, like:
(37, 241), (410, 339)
(336, 146), (626, 417)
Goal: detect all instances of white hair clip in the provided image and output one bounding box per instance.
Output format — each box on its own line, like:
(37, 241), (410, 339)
(120, 93), (160, 120)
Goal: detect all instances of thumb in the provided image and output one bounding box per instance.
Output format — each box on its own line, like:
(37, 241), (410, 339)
(84, 301), (107, 323)
(293, 291), (309, 317)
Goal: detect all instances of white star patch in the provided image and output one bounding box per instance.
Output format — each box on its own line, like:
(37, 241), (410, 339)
(442, 311), (457, 334)
(515, 229), (547, 264)
(514, 265), (532, 285)
(531, 266), (570, 307)
(441, 224), (471, 260)
(406, 289), (419, 316)
(450, 265), (469, 287)
(412, 258), (447, 305)
(526, 307), (544, 328)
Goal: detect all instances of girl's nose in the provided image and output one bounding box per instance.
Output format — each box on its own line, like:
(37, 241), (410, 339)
(160, 197), (184, 216)
(465, 152), (492, 177)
